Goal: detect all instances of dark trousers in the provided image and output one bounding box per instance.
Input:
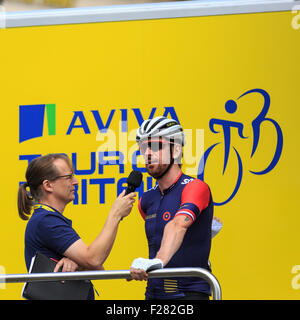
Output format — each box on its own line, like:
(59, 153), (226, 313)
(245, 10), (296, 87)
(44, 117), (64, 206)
(147, 292), (210, 300)
(173, 291), (210, 300)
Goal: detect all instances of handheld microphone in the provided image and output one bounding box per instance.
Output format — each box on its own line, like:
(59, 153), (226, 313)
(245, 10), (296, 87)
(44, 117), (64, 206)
(125, 170), (143, 195)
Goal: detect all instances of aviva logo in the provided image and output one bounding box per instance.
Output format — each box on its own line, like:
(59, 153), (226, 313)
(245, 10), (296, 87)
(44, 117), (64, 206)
(19, 104), (56, 143)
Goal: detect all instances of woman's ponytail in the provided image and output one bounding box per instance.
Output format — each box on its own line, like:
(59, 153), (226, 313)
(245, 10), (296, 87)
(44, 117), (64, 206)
(17, 182), (33, 221)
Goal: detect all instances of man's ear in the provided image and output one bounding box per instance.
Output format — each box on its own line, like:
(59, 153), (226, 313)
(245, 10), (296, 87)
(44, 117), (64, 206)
(41, 180), (54, 193)
(172, 143), (183, 163)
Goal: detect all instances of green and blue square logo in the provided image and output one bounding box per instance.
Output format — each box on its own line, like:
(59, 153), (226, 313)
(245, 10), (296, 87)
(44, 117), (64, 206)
(19, 104), (56, 143)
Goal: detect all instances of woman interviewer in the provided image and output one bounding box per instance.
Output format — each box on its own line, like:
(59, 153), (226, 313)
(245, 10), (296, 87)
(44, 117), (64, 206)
(18, 153), (136, 299)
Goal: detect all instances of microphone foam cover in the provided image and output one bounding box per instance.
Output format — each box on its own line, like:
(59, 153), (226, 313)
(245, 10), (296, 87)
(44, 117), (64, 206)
(127, 170), (143, 188)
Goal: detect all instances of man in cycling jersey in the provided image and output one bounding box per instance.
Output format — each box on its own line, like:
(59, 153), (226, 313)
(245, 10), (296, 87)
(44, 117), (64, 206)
(129, 116), (222, 300)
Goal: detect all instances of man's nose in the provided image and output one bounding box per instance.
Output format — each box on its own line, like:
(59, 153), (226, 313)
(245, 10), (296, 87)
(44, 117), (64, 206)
(144, 146), (152, 156)
(144, 146), (155, 159)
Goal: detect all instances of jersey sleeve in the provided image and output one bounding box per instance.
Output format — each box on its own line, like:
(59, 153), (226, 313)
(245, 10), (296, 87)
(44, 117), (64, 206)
(138, 196), (146, 220)
(174, 179), (210, 223)
(36, 214), (81, 255)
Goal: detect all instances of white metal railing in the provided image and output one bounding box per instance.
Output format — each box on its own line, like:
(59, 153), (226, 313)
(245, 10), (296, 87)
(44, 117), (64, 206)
(4, 1), (296, 28)
(0, 267), (222, 300)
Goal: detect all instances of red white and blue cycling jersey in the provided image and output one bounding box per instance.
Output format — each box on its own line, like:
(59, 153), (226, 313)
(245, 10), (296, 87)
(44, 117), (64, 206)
(138, 172), (214, 299)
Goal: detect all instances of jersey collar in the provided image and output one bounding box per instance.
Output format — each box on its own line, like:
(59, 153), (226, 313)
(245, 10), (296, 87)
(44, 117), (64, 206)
(161, 171), (183, 195)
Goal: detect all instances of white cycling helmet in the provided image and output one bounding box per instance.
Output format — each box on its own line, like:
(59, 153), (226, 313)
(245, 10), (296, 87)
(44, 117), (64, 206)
(136, 116), (185, 146)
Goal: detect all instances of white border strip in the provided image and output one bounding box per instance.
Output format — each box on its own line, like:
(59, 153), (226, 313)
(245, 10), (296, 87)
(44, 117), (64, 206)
(4, 0), (297, 28)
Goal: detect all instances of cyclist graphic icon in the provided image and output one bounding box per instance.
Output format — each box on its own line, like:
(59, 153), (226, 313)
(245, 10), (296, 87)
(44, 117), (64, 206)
(198, 88), (283, 206)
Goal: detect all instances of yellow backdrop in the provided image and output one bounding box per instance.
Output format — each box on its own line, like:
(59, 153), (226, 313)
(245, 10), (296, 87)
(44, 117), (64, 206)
(0, 9), (299, 299)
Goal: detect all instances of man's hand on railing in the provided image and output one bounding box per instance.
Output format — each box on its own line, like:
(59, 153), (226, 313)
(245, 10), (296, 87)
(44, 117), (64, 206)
(129, 258), (163, 281)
